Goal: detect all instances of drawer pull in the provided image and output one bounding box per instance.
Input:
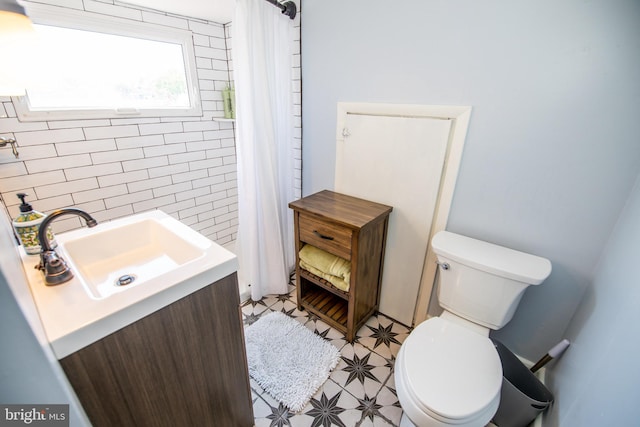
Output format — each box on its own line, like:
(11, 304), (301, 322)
(313, 230), (334, 240)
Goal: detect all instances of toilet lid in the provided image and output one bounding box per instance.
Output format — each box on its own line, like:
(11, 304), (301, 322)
(401, 317), (502, 421)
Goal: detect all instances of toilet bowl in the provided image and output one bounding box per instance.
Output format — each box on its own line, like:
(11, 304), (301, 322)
(395, 231), (551, 427)
(395, 316), (502, 426)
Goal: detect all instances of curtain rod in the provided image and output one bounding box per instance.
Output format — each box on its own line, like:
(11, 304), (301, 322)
(263, 0), (297, 20)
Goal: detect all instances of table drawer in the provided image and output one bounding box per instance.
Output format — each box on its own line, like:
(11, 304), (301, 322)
(299, 213), (352, 260)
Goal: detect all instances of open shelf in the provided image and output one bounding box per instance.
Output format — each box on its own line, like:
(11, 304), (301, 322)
(299, 284), (348, 333)
(299, 268), (349, 300)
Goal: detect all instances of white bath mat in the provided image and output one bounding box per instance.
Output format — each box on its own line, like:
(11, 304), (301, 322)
(244, 311), (340, 412)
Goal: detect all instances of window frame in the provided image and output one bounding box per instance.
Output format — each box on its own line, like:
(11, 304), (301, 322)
(13, 3), (202, 121)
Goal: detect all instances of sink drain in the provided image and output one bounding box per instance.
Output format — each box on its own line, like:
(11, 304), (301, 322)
(115, 274), (136, 287)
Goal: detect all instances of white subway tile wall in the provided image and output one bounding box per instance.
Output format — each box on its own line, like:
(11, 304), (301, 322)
(0, 0), (302, 247)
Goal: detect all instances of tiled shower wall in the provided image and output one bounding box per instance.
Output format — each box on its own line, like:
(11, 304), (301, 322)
(0, 0), (302, 246)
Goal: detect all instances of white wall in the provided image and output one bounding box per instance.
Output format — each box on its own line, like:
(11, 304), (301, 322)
(546, 171), (640, 425)
(301, 0), (640, 359)
(0, 0), (302, 243)
(0, 0), (239, 243)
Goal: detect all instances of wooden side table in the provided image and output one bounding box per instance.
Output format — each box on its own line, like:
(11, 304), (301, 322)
(289, 190), (392, 342)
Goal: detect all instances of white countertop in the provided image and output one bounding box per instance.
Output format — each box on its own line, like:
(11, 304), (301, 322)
(20, 210), (238, 359)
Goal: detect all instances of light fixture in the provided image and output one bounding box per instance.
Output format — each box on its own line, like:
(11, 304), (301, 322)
(0, 0), (29, 21)
(0, 0), (36, 96)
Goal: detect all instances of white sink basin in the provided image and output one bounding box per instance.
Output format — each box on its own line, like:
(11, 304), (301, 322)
(21, 209), (238, 359)
(60, 215), (207, 299)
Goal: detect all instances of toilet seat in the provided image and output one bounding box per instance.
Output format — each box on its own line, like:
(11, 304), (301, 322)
(397, 317), (502, 424)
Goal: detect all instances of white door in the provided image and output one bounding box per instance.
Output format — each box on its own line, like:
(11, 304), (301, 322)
(335, 113), (452, 325)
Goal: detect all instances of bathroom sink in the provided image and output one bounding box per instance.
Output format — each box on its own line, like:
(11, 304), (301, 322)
(57, 211), (209, 299)
(20, 209), (238, 359)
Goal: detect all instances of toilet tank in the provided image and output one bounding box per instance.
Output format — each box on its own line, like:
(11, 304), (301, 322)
(431, 231), (552, 330)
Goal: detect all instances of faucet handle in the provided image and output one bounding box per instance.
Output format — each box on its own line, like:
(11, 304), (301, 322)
(37, 250), (74, 285)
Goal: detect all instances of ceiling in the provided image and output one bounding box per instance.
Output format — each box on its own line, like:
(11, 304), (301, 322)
(123, 0), (235, 24)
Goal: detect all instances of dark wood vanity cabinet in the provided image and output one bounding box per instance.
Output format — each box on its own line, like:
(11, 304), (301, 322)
(59, 273), (254, 427)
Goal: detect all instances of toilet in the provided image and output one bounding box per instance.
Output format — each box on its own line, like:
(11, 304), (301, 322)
(395, 231), (552, 427)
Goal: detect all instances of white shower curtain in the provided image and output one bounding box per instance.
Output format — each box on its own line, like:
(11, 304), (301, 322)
(233, 0), (295, 300)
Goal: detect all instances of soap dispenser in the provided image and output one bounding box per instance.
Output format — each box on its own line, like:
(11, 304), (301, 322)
(12, 193), (56, 255)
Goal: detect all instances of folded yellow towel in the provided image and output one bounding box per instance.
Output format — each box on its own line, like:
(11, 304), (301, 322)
(299, 245), (351, 292)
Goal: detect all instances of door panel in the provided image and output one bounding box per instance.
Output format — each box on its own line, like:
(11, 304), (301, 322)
(335, 113), (451, 325)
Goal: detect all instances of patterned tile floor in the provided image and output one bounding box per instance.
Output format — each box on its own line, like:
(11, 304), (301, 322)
(241, 279), (412, 427)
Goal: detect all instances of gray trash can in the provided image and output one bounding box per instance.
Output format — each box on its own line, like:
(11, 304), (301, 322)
(491, 339), (554, 427)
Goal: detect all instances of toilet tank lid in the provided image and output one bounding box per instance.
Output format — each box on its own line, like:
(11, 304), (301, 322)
(431, 231), (552, 284)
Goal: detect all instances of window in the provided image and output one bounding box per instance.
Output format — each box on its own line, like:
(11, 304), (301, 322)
(14, 4), (201, 121)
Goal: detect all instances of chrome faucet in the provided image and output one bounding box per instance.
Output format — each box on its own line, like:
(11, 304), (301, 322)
(37, 208), (98, 285)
